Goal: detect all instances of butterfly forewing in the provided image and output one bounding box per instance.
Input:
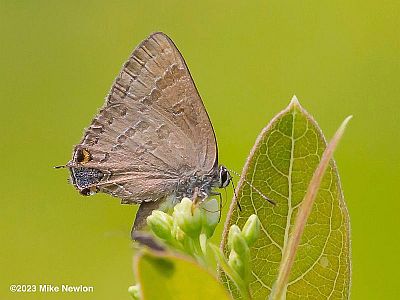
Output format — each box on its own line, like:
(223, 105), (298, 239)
(68, 32), (218, 203)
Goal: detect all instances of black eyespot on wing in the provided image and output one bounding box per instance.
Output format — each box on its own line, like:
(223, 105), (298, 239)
(76, 149), (84, 163)
(80, 188), (91, 196)
(75, 148), (92, 164)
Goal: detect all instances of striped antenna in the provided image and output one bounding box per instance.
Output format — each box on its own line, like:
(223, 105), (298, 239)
(228, 169), (276, 205)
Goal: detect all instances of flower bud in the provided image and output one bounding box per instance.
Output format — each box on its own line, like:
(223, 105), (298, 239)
(228, 250), (245, 279)
(173, 198), (202, 238)
(228, 224), (249, 258)
(233, 234), (249, 258)
(146, 210), (173, 241)
(128, 284), (140, 300)
(201, 198), (220, 238)
(227, 225), (240, 250)
(242, 214), (260, 247)
(172, 223), (186, 242)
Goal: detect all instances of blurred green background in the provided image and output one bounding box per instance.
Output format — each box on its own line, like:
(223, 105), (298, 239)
(1, 1), (398, 299)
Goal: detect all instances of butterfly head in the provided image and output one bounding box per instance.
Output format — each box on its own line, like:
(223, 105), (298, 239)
(218, 165), (232, 188)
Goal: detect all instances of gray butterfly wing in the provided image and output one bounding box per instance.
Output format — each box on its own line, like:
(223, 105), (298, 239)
(68, 32), (218, 203)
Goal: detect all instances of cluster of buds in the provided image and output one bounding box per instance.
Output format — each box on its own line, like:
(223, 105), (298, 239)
(226, 214), (260, 284)
(146, 197), (220, 263)
(136, 198), (260, 300)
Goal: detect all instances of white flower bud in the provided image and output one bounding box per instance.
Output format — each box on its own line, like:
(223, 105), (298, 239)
(173, 198), (202, 238)
(242, 214), (261, 247)
(146, 210), (173, 241)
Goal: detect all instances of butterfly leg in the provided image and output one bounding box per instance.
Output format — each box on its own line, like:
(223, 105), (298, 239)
(191, 187), (202, 215)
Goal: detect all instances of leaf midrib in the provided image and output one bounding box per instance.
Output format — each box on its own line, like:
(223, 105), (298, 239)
(282, 109), (296, 278)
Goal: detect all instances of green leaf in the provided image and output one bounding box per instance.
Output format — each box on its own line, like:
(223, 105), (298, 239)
(136, 251), (232, 300)
(221, 97), (351, 299)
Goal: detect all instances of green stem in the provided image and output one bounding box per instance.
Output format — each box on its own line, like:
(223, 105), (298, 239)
(186, 236), (207, 267)
(209, 244), (252, 300)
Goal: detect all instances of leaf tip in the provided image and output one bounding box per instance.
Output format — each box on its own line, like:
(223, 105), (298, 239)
(289, 95), (300, 107)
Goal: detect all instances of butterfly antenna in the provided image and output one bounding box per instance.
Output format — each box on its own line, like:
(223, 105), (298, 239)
(54, 165), (66, 169)
(229, 169), (276, 205)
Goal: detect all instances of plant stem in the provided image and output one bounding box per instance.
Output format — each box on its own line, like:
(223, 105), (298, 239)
(209, 244), (252, 300)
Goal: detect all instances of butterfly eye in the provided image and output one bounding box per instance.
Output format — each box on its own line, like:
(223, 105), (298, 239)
(76, 148), (92, 164)
(219, 165), (231, 188)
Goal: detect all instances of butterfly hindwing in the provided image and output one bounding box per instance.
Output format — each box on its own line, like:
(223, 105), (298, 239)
(68, 32), (218, 203)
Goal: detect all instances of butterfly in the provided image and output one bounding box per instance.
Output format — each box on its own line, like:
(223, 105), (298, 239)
(61, 32), (233, 231)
